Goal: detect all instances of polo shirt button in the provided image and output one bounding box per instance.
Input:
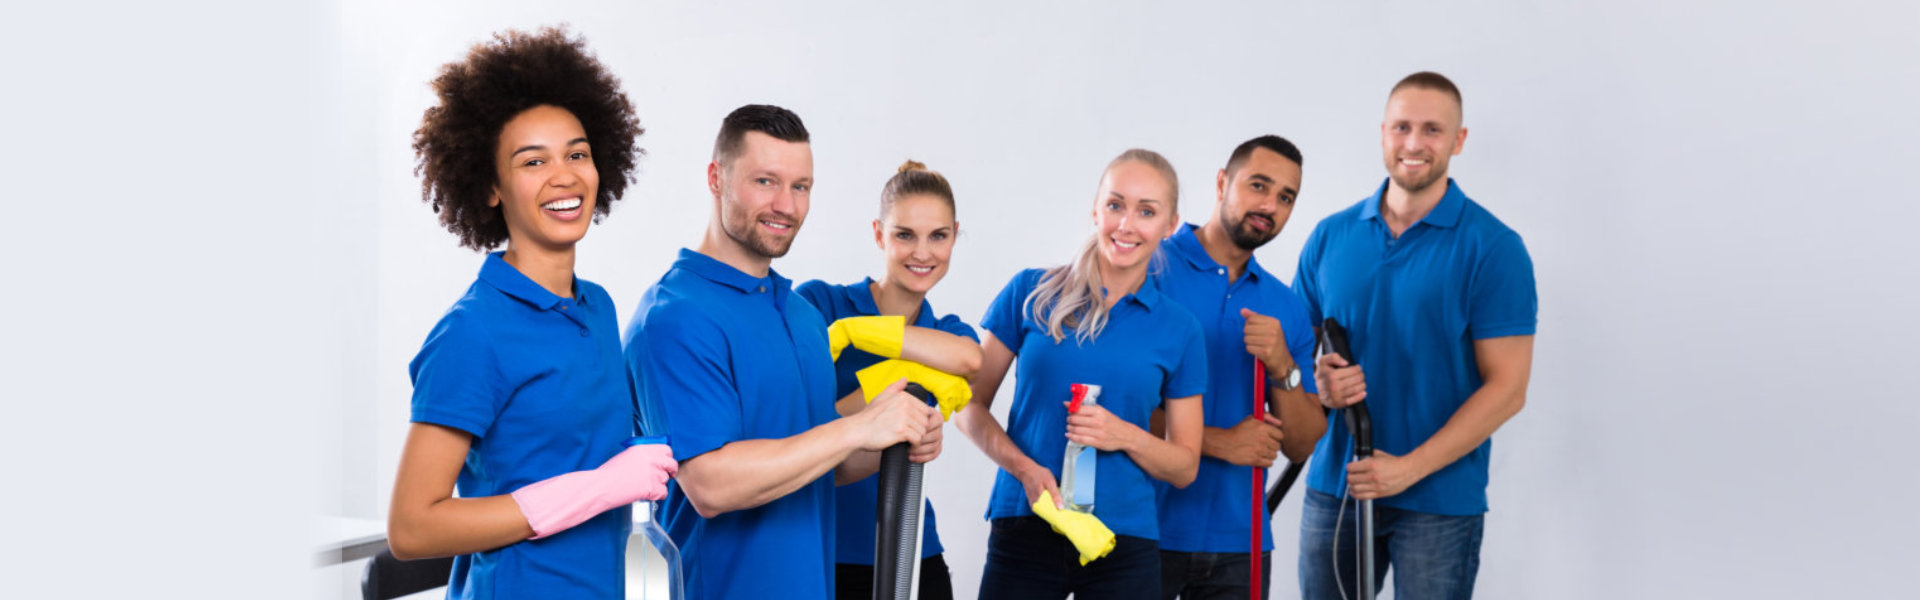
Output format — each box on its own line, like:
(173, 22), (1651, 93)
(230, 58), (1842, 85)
(757, 286), (766, 293)
(1217, 268), (1225, 275)
(579, 329), (589, 337)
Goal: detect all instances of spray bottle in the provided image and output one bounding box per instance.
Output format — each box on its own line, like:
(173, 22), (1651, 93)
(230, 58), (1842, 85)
(1059, 383), (1102, 513)
(622, 436), (684, 600)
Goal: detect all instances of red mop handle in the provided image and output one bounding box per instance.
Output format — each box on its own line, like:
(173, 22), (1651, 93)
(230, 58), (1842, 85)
(1251, 363), (1266, 599)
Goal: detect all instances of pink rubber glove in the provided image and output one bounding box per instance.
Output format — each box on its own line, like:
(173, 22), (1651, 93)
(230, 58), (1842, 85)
(510, 443), (678, 539)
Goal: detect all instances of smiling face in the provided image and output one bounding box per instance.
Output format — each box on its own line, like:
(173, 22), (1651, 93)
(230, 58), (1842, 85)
(712, 130), (813, 260)
(490, 104), (599, 252)
(1216, 146), (1302, 251)
(1381, 86), (1467, 195)
(872, 194), (957, 296)
(1092, 160), (1177, 272)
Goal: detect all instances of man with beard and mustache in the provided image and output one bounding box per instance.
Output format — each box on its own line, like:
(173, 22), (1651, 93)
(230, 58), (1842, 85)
(624, 104), (945, 600)
(1293, 72), (1536, 600)
(1153, 135), (1328, 599)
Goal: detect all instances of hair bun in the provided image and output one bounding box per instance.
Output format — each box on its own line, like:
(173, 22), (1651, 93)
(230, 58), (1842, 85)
(897, 159), (928, 174)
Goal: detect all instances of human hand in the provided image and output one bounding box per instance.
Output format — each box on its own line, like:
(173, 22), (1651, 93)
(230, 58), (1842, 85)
(828, 315), (906, 362)
(856, 359), (971, 420)
(1064, 402), (1137, 452)
(908, 407), (943, 463)
(1211, 414), (1287, 468)
(852, 378), (935, 452)
(1314, 352), (1367, 409)
(1240, 308), (1295, 375)
(1346, 451), (1424, 500)
(511, 443), (678, 539)
(1013, 461), (1064, 509)
(599, 443), (679, 503)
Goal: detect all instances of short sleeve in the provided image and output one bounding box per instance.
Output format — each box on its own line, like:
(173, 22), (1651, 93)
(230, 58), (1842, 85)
(932, 314), (980, 343)
(1294, 222), (1327, 326)
(408, 309), (507, 438)
(794, 280), (837, 325)
(1162, 312), (1209, 399)
(1467, 232), (1537, 340)
(980, 270), (1037, 354)
(627, 302), (743, 462)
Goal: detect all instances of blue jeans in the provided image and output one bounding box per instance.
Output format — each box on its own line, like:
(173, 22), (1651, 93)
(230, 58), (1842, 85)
(1298, 489), (1483, 600)
(978, 516), (1160, 600)
(1159, 550), (1271, 600)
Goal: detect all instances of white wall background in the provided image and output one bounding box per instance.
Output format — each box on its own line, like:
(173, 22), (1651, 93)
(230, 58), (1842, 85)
(307, 1), (1918, 598)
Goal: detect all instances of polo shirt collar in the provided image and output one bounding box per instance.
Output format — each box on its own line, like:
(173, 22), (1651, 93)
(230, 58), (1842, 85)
(1117, 273), (1163, 310)
(1167, 222), (1270, 283)
(1167, 223), (1215, 271)
(848, 277), (939, 327)
(674, 248), (790, 300)
(479, 251), (579, 310)
(1361, 177), (1466, 230)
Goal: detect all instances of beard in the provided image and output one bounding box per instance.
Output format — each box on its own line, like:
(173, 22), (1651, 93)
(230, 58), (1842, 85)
(721, 203), (799, 259)
(1224, 211), (1279, 251)
(1386, 155), (1448, 195)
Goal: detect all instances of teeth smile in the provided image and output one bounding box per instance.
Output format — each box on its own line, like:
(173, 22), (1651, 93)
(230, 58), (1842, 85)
(1113, 239), (1140, 249)
(543, 197), (582, 211)
(906, 265), (934, 274)
(761, 220), (791, 230)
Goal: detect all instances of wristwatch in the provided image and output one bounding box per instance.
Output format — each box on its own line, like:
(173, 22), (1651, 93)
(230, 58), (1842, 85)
(1275, 363), (1301, 392)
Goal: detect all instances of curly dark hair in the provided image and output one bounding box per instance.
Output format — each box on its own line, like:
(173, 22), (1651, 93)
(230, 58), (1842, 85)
(412, 26), (643, 251)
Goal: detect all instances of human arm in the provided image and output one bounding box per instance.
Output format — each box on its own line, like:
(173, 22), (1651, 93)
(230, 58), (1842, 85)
(954, 333), (1064, 509)
(386, 423), (534, 560)
(834, 389), (866, 417)
(1072, 398), (1204, 485)
(1194, 414), (1288, 469)
(1240, 307), (1328, 462)
(1347, 335), (1533, 500)
(899, 325), (983, 379)
(1066, 394), (1202, 487)
(676, 378), (937, 517)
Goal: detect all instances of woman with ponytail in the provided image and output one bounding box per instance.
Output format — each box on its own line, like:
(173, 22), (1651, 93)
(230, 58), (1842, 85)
(956, 150), (1208, 600)
(796, 160), (983, 600)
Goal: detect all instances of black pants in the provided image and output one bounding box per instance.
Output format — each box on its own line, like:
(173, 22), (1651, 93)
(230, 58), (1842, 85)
(835, 554), (955, 600)
(1160, 550), (1272, 600)
(977, 516), (1160, 600)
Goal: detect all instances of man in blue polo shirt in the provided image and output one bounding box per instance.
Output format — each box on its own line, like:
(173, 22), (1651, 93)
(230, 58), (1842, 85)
(624, 105), (946, 600)
(1294, 72), (1537, 600)
(1155, 135), (1329, 600)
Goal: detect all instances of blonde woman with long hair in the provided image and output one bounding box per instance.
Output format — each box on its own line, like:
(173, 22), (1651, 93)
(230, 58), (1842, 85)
(957, 149), (1208, 600)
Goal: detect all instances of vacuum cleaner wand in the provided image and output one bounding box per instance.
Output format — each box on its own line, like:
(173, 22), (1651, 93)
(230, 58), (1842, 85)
(873, 383), (934, 600)
(1320, 318), (1374, 600)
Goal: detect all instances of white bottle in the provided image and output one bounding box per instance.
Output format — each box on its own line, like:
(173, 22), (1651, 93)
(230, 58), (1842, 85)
(1059, 383), (1101, 513)
(622, 437), (684, 600)
(625, 500), (683, 600)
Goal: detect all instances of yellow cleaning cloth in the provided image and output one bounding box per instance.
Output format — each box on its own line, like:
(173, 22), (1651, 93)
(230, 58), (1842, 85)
(855, 359), (973, 420)
(1031, 491), (1116, 565)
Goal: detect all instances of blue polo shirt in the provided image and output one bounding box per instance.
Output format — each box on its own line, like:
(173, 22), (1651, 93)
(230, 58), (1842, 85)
(408, 252), (633, 600)
(980, 268), (1209, 541)
(794, 278), (978, 565)
(1152, 223), (1320, 553)
(624, 249), (840, 600)
(1295, 179), (1537, 516)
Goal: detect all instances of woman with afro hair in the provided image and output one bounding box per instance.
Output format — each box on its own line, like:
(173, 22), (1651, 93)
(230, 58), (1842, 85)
(387, 26), (677, 598)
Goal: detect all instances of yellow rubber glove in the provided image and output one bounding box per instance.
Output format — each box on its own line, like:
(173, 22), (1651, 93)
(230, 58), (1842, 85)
(855, 359), (973, 420)
(1031, 490), (1116, 565)
(827, 315), (906, 362)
